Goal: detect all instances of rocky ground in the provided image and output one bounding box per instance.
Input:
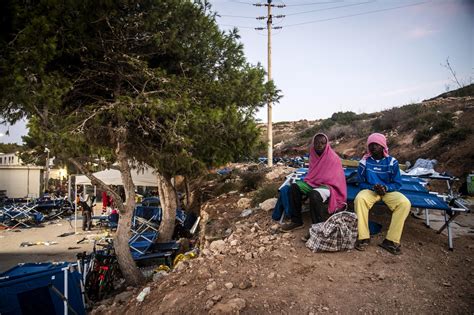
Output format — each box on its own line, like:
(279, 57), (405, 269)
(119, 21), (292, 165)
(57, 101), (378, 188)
(90, 166), (474, 315)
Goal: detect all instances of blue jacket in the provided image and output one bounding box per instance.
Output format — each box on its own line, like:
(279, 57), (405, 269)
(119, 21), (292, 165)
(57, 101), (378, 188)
(357, 156), (402, 192)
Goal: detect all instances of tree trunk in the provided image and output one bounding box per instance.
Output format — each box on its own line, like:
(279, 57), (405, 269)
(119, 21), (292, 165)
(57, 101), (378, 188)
(115, 141), (145, 285)
(69, 156), (144, 285)
(184, 176), (204, 215)
(156, 172), (177, 242)
(184, 176), (191, 210)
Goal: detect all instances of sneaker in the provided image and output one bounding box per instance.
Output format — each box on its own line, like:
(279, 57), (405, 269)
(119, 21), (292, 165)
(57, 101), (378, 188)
(301, 233), (310, 242)
(378, 239), (401, 255)
(280, 222), (304, 232)
(355, 239), (370, 251)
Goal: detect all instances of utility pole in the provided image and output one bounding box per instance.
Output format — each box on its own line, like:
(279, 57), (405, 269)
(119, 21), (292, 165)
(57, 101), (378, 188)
(44, 147), (50, 194)
(255, 1), (284, 167)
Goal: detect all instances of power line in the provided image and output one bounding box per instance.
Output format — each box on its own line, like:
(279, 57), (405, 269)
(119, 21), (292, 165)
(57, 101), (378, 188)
(282, 1), (428, 27)
(284, 0), (375, 16)
(219, 23), (256, 29)
(219, 14), (259, 19)
(282, 0), (341, 6)
(227, 0), (255, 4)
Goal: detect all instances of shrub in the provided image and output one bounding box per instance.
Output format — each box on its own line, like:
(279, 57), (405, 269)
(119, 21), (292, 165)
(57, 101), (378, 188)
(413, 128), (433, 144)
(251, 183), (280, 206)
(300, 123), (323, 138)
(239, 170), (266, 191)
(432, 113), (454, 133)
(212, 181), (240, 196)
(326, 124), (353, 140)
(440, 128), (471, 146)
(330, 111), (358, 125)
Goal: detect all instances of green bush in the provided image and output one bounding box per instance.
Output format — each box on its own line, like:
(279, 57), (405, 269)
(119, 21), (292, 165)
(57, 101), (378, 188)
(239, 170), (266, 191)
(212, 181), (240, 196)
(413, 128), (434, 144)
(330, 111), (358, 125)
(432, 113), (455, 133)
(252, 183), (280, 207)
(440, 128), (471, 146)
(300, 123), (324, 138)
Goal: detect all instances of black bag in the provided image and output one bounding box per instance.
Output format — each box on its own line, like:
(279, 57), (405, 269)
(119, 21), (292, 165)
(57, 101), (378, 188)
(79, 201), (91, 212)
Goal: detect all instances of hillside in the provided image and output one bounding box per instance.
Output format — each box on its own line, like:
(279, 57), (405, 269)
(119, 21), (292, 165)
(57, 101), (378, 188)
(264, 95), (474, 177)
(89, 93), (474, 315)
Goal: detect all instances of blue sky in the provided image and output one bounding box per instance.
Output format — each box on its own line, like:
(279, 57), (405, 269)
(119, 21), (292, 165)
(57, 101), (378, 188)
(211, 0), (473, 122)
(1, 0), (472, 144)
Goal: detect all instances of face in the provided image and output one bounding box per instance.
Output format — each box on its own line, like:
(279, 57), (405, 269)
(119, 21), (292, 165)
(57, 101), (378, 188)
(368, 142), (384, 158)
(314, 135), (327, 155)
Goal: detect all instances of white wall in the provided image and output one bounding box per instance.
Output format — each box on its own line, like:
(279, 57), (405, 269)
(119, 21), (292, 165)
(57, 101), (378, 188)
(0, 166), (42, 198)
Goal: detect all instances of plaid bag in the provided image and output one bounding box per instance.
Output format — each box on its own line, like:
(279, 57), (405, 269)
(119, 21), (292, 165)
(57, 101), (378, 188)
(305, 211), (358, 252)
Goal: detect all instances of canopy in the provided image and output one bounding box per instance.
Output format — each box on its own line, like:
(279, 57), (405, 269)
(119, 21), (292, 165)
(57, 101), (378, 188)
(75, 168), (158, 187)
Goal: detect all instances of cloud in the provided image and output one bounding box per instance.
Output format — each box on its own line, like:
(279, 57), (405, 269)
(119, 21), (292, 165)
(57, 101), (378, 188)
(378, 79), (449, 98)
(408, 27), (437, 39)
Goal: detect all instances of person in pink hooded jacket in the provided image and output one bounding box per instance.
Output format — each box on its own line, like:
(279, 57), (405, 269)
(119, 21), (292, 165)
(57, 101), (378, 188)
(281, 133), (347, 240)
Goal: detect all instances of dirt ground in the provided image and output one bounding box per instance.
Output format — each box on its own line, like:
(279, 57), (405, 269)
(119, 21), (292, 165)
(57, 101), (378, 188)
(2, 183), (473, 314)
(117, 195), (474, 315)
(0, 217), (96, 273)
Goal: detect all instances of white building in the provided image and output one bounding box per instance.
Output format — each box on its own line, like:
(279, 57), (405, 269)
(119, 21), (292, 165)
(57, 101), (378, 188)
(0, 153), (43, 198)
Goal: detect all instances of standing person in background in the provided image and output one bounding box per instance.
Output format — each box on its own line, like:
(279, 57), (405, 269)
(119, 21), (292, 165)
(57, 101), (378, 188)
(281, 133), (347, 241)
(102, 191), (110, 214)
(354, 133), (411, 255)
(79, 191), (93, 231)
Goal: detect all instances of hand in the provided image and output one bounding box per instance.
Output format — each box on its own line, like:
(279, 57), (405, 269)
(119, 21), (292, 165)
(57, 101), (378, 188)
(373, 184), (386, 196)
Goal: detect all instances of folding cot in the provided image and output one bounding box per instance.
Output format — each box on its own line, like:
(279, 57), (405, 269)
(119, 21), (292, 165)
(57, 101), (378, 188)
(1, 204), (43, 229)
(129, 205), (162, 257)
(0, 262), (85, 315)
(274, 167), (470, 250)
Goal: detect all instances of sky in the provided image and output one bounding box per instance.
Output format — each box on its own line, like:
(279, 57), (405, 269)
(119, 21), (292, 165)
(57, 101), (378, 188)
(211, 0), (473, 122)
(1, 0), (472, 144)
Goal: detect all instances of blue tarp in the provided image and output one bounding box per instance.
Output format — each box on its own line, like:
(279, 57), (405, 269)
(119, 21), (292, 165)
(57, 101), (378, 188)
(273, 167), (449, 220)
(0, 262), (85, 315)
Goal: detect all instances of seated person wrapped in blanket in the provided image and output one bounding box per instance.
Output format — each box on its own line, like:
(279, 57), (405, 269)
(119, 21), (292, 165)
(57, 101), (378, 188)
(281, 133), (347, 241)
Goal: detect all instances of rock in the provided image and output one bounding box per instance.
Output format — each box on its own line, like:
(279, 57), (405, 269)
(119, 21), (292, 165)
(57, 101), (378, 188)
(268, 272), (275, 279)
(114, 291), (133, 304)
(209, 298), (246, 314)
(244, 252), (253, 260)
(270, 224), (280, 232)
(202, 248), (212, 256)
(95, 305), (107, 313)
(210, 240), (226, 254)
(205, 299), (215, 310)
(328, 276), (334, 282)
(212, 295), (223, 302)
(237, 198), (252, 209)
(258, 246), (266, 254)
(239, 280), (252, 290)
(136, 287), (150, 302)
(259, 198), (278, 211)
(179, 279), (188, 286)
(207, 281), (218, 291)
(225, 282), (234, 289)
(265, 167), (288, 180)
(174, 261), (188, 272)
(230, 240), (238, 246)
(100, 297), (114, 306)
(240, 209), (253, 217)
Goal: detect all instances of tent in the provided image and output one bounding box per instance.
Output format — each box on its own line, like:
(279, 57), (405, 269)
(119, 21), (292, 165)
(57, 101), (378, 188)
(75, 168), (158, 187)
(0, 262), (85, 315)
(73, 167), (158, 233)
